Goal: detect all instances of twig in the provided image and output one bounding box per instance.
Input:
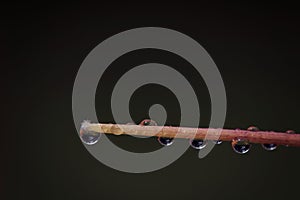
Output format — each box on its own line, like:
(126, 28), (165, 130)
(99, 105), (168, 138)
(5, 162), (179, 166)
(81, 122), (300, 147)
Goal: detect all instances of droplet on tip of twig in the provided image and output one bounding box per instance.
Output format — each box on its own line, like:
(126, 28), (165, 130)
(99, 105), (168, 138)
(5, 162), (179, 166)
(80, 120), (101, 145)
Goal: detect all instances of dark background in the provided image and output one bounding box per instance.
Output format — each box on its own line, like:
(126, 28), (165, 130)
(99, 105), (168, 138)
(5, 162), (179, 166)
(3, 2), (300, 200)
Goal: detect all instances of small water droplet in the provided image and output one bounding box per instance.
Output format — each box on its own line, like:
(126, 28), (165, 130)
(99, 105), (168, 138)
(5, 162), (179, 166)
(286, 130), (296, 147)
(247, 126), (277, 151)
(80, 128), (101, 145)
(247, 126), (259, 131)
(158, 137), (173, 146)
(212, 140), (222, 144)
(231, 139), (251, 154)
(262, 143), (277, 151)
(139, 119), (157, 126)
(286, 130), (295, 134)
(190, 139), (206, 150)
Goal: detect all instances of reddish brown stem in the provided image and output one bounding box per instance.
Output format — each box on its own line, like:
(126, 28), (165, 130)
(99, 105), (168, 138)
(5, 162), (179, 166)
(84, 122), (300, 147)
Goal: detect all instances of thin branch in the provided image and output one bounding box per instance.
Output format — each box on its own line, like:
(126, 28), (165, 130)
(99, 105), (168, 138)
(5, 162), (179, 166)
(81, 122), (300, 147)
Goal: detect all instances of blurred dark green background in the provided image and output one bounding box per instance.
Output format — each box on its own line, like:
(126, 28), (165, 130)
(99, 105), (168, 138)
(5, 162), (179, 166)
(4, 2), (300, 200)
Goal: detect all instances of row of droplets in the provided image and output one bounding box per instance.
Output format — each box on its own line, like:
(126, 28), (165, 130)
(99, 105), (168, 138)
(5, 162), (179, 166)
(80, 119), (296, 154)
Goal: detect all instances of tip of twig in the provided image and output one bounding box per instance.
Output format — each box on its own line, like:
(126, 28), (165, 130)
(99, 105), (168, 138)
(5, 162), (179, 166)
(81, 120), (91, 131)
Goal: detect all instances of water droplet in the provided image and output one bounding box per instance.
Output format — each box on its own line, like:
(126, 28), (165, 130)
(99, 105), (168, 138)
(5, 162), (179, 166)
(190, 139), (206, 150)
(80, 127), (101, 145)
(139, 119), (159, 139)
(247, 126), (277, 151)
(262, 143), (277, 151)
(139, 119), (157, 126)
(213, 140), (222, 145)
(286, 130), (296, 147)
(231, 139), (251, 154)
(158, 137), (173, 146)
(229, 126), (255, 153)
(247, 126), (259, 131)
(286, 130), (295, 134)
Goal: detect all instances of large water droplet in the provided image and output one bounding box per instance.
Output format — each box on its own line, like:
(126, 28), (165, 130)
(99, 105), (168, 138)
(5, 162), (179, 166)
(80, 122), (101, 145)
(261, 143), (277, 151)
(231, 139), (251, 154)
(158, 137), (173, 146)
(190, 139), (206, 150)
